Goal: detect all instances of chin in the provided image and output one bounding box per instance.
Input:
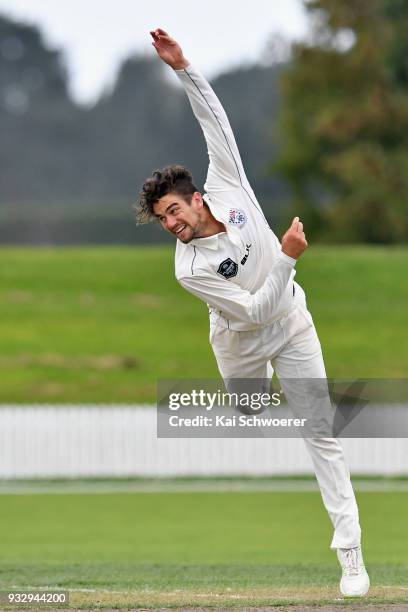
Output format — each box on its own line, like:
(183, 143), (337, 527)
(177, 236), (193, 244)
(176, 228), (195, 243)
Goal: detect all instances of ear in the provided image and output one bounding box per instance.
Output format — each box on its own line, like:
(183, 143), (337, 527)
(191, 191), (203, 208)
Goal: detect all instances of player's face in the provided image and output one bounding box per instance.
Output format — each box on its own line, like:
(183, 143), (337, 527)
(153, 192), (203, 243)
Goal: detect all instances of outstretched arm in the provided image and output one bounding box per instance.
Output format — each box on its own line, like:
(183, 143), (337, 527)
(150, 28), (249, 192)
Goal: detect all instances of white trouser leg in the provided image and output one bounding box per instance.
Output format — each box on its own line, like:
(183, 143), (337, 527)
(210, 306), (362, 550)
(272, 319), (361, 549)
(210, 322), (273, 379)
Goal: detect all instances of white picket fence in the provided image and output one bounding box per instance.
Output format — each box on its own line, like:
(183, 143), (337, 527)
(0, 405), (406, 478)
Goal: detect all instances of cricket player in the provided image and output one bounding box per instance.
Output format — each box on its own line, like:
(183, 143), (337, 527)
(138, 28), (370, 597)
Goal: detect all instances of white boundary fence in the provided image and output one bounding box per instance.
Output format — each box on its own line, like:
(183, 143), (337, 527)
(0, 405), (407, 478)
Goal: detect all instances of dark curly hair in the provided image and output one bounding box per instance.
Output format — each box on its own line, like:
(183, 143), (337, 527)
(135, 164), (198, 224)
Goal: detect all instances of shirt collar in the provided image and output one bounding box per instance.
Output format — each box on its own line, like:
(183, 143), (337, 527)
(189, 233), (224, 250)
(188, 225), (243, 251)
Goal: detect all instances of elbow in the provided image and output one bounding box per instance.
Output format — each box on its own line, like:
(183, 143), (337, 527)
(248, 312), (269, 326)
(244, 304), (271, 327)
(245, 296), (278, 326)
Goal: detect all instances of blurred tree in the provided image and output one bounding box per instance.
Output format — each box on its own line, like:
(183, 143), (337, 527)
(0, 13), (288, 243)
(0, 15), (82, 200)
(277, 0), (408, 243)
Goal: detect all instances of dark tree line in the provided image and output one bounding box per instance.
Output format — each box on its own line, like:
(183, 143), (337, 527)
(2, 4), (408, 245)
(0, 14), (286, 244)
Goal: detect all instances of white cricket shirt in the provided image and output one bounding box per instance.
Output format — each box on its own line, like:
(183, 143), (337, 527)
(174, 64), (300, 331)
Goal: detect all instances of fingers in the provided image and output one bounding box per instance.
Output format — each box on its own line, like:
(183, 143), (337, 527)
(151, 28), (172, 41)
(291, 216), (299, 232)
(150, 30), (167, 51)
(150, 31), (159, 49)
(290, 216), (304, 233)
(156, 28), (169, 36)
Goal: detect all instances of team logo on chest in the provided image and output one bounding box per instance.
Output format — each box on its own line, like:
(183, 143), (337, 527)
(217, 258), (238, 279)
(228, 208), (246, 228)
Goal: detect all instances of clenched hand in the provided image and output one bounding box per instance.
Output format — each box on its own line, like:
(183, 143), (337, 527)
(281, 217), (308, 260)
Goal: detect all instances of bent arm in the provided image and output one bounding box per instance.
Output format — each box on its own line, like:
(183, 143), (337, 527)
(178, 252), (296, 326)
(175, 65), (249, 192)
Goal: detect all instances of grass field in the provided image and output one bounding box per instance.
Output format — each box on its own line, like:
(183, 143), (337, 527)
(0, 488), (407, 608)
(0, 246), (406, 403)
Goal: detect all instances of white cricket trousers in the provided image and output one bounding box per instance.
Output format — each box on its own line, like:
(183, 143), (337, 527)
(209, 286), (362, 550)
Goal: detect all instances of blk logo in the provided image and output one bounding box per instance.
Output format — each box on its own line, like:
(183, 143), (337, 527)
(241, 244), (252, 265)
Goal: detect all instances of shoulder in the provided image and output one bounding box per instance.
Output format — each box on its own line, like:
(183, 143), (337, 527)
(203, 189), (268, 230)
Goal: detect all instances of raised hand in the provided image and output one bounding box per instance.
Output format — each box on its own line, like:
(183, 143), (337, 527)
(281, 217), (308, 260)
(150, 28), (189, 70)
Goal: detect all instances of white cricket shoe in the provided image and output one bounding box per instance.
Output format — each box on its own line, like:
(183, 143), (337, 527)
(337, 546), (370, 596)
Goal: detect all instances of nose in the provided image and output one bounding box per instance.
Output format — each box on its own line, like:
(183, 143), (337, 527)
(166, 217), (178, 231)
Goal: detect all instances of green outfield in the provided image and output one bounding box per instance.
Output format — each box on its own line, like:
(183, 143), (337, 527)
(0, 246), (406, 403)
(0, 488), (406, 608)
